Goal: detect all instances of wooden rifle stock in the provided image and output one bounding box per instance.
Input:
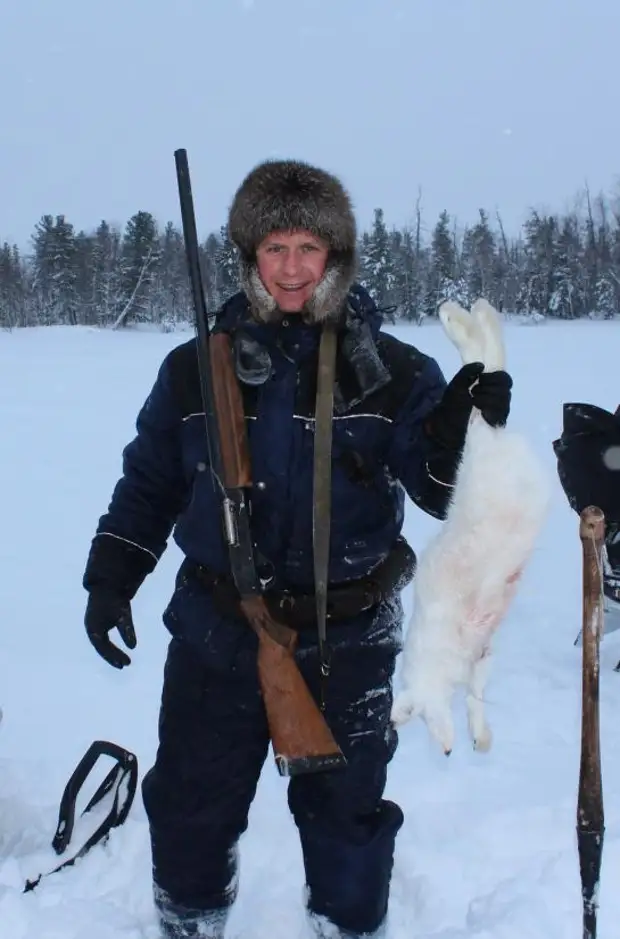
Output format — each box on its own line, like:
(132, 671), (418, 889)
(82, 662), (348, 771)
(173, 147), (346, 777)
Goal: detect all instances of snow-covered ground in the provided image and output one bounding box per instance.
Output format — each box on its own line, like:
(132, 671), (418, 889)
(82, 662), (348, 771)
(0, 317), (618, 938)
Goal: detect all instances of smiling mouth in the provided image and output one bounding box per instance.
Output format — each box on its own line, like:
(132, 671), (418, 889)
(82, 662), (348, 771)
(278, 283), (307, 291)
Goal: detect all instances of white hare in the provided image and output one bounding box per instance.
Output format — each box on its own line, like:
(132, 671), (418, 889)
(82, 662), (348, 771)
(391, 299), (550, 754)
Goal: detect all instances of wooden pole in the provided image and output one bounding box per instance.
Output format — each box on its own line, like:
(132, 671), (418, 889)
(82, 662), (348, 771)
(577, 505), (605, 938)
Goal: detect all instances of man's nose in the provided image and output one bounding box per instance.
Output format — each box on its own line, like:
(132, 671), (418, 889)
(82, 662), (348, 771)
(281, 250), (302, 277)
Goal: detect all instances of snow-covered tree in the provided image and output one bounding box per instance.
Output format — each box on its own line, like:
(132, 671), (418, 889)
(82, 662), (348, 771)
(115, 211), (160, 327)
(359, 208), (397, 309)
(424, 210), (465, 316)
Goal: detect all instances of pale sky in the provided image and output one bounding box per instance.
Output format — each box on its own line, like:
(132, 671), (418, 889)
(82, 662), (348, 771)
(2, 0), (619, 248)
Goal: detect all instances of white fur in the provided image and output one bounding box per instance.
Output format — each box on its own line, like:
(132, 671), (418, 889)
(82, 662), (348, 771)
(391, 300), (550, 754)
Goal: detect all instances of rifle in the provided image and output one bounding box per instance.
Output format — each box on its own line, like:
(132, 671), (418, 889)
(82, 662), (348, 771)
(173, 148), (347, 778)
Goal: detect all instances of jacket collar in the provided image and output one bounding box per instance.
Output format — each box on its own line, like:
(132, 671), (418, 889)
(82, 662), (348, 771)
(212, 285), (391, 412)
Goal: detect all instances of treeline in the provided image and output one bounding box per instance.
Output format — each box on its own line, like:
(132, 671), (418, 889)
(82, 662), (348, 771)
(1, 185), (620, 329)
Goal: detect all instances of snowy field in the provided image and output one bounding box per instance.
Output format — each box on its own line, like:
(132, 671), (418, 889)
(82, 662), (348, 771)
(0, 316), (619, 938)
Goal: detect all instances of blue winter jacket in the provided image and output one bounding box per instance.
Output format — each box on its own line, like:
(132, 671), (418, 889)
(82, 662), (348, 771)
(83, 285), (458, 649)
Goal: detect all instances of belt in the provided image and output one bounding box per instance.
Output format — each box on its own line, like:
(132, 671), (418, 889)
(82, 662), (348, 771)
(188, 537), (416, 630)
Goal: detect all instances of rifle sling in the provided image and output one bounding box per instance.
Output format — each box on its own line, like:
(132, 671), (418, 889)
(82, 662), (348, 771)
(313, 322), (338, 684)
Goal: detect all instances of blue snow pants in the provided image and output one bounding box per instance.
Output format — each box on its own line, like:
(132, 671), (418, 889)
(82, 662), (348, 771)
(141, 597), (405, 936)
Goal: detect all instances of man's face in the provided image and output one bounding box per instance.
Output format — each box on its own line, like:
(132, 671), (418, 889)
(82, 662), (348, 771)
(255, 230), (329, 313)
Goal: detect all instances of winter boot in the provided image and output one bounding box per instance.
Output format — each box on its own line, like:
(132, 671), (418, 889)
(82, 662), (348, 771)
(300, 800), (403, 937)
(154, 886), (229, 939)
(158, 907), (227, 938)
(307, 910), (388, 938)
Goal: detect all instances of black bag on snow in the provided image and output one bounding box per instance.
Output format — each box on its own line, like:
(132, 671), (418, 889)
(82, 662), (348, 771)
(553, 402), (620, 522)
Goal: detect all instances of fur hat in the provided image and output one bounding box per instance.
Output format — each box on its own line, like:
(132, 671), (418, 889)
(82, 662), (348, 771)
(228, 159), (357, 322)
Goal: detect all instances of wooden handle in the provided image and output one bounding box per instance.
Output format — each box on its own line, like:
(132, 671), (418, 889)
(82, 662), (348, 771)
(578, 504), (605, 824)
(577, 505), (605, 939)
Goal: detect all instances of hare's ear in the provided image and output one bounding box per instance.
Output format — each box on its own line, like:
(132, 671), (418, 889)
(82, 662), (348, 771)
(470, 299), (506, 372)
(439, 301), (486, 366)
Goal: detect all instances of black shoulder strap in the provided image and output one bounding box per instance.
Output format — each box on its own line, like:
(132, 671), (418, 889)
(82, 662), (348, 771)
(24, 740), (138, 892)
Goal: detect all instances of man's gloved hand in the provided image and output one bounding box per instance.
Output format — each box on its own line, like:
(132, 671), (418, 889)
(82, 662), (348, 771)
(428, 362), (513, 450)
(85, 589), (137, 669)
(469, 365), (513, 427)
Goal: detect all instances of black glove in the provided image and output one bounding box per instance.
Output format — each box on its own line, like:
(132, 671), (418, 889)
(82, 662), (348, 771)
(470, 367), (513, 427)
(428, 362), (513, 450)
(85, 589), (137, 669)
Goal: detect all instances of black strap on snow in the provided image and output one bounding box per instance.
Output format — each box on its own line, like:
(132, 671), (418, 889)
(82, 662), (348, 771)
(24, 740), (138, 892)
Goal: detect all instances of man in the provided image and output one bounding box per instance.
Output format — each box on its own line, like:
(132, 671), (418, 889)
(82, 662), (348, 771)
(82, 159), (512, 938)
